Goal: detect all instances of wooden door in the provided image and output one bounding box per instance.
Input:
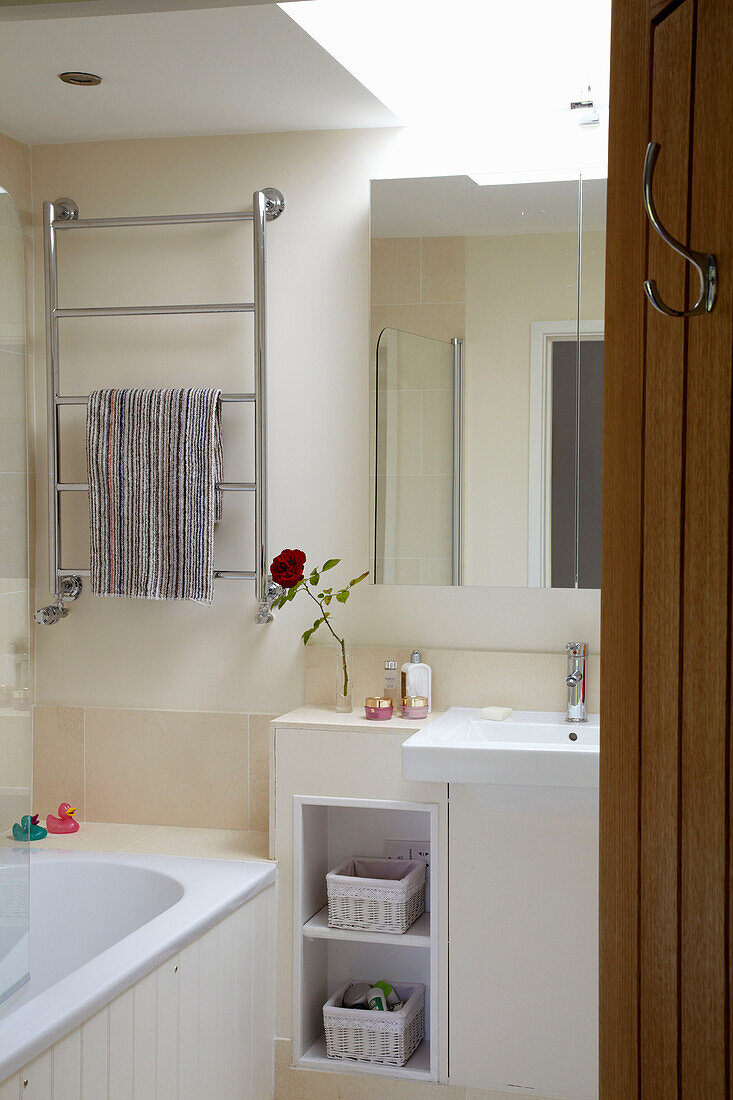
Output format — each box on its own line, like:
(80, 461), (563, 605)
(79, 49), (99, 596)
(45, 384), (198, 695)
(601, 0), (733, 1095)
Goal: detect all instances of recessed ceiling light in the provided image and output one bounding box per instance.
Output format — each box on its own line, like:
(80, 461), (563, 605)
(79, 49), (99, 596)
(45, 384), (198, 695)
(58, 72), (102, 87)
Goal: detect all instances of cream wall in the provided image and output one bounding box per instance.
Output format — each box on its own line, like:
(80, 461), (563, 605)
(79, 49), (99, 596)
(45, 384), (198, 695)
(30, 129), (600, 718)
(464, 230), (606, 586)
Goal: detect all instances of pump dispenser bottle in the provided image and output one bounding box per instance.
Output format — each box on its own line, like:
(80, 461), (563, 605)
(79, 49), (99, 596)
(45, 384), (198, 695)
(401, 650), (432, 712)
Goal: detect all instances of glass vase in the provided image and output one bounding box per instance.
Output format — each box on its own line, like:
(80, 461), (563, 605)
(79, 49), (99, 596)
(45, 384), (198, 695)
(335, 653), (354, 713)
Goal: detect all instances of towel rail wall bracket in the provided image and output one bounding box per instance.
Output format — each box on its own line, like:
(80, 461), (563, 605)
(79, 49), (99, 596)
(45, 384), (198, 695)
(35, 188), (285, 626)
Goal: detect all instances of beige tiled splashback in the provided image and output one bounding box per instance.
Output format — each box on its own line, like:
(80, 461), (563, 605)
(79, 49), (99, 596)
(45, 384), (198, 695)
(33, 646), (598, 832)
(305, 645), (601, 715)
(32, 704), (274, 832)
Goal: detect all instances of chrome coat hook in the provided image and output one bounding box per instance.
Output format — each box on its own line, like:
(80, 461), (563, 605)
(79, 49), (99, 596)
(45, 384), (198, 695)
(643, 141), (717, 317)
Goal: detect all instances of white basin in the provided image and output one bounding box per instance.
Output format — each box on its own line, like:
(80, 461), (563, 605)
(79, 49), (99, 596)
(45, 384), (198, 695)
(402, 707), (599, 789)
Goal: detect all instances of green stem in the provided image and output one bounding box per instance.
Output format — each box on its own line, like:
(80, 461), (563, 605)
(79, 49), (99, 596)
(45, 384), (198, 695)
(303, 585), (349, 696)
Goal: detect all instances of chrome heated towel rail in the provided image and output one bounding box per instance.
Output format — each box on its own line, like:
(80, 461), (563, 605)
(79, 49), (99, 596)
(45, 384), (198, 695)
(34, 189), (285, 626)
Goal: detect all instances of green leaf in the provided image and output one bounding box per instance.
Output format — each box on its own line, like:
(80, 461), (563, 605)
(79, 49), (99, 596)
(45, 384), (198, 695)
(301, 616), (324, 646)
(336, 590), (350, 603)
(322, 559), (341, 571)
(286, 585), (298, 601)
(348, 571), (370, 587)
(323, 594), (332, 605)
(275, 595), (287, 609)
(309, 570), (320, 586)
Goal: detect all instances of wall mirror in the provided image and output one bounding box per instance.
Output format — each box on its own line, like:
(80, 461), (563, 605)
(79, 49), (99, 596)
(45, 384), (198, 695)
(370, 173), (607, 588)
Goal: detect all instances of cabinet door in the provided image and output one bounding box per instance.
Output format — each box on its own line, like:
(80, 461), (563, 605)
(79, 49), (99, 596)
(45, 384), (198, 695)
(449, 785), (598, 1095)
(601, 0), (733, 1096)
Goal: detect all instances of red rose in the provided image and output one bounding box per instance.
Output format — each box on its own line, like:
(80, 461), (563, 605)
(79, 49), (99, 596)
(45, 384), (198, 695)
(271, 548), (306, 589)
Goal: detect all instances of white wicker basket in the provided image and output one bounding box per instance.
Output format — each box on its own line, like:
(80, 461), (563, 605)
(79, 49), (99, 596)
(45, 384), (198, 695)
(326, 857), (426, 934)
(323, 981), (425, 1066)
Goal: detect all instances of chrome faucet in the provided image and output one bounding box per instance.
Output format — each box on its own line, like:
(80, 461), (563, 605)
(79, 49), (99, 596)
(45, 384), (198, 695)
(565, 642), (588, 723)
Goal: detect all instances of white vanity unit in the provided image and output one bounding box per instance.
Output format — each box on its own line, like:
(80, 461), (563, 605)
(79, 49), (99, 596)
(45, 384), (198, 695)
(271, 705), (598, 1099)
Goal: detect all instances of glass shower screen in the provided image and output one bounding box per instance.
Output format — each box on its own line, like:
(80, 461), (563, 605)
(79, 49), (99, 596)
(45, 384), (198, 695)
(0, 187), (30, 1005)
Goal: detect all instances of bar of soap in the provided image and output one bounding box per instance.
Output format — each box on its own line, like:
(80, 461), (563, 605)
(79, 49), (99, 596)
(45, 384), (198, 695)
(481, 706), (513, 721)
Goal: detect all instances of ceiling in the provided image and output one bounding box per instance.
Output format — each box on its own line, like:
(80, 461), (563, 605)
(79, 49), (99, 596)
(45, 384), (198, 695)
(0, 3), (398, 144)
(371, 175), (607, 238)
(0, 0), (299, 19)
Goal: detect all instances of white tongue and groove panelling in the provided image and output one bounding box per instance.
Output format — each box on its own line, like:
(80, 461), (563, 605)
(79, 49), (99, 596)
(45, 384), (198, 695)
(0, 884), (275, 1099)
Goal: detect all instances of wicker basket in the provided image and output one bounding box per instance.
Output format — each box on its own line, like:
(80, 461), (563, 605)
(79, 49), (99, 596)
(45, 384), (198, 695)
(326, 857), (426, 934)
(323, 981), (425, 1066)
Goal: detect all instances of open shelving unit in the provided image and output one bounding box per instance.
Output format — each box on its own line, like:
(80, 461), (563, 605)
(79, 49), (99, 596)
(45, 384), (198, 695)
(293, 796), (439, 1083)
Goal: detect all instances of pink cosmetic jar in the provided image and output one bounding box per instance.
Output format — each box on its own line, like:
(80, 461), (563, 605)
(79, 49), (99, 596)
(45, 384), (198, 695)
(401, 696), (429, 720)
(365, 696), (393, 720)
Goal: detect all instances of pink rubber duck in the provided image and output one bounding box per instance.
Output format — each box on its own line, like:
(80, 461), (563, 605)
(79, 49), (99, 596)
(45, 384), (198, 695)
(46, 803), (79, 834)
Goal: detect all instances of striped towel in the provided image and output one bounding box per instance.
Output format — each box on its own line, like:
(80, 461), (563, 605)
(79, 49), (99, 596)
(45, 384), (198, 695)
(86, 388), (223, 603)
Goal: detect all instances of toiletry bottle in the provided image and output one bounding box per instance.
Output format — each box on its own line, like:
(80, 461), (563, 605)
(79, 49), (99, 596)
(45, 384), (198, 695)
(401, 650), (432, 712)
(383, 660), (399, 707)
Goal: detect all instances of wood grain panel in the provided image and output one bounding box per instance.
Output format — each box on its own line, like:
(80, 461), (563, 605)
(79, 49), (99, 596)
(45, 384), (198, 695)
(680, 0), (733, 1092)
(599, 0), (650, 1094)
(640, 4), (695, 1093)
(603, 1), (733, 1095)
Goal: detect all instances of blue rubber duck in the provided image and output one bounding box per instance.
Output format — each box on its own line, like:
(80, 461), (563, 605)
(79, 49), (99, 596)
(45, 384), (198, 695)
(12, 813), (47, 842)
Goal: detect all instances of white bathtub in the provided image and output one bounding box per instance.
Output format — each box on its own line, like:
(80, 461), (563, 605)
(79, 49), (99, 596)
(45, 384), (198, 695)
(0, 849), (277, 1096)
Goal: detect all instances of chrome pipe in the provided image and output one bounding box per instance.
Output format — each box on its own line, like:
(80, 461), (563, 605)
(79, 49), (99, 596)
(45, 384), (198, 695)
(53, 210), (256, 230)
(56, 481), (256, 492)
(253, 190), (269, 619)
(43, 200), (61, 597)
(574, 176), (582, 589)
(451, 338), (464, 586)
(38, 188), (284, 623)
(56, 392), (256, 406)
(57, 568), (257, 580)
(54, 302), (255, 319)
(565, 642), (588, 722)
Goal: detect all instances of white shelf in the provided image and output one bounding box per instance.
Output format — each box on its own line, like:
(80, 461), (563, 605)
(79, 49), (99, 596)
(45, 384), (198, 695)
(294, 797), (439, 1083)
(299, 1035), (432, 1082)
(303, 905), (431, 947)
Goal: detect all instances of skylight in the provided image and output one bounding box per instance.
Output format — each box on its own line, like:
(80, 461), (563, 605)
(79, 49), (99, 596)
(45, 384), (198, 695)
(279, 0), (611, 179)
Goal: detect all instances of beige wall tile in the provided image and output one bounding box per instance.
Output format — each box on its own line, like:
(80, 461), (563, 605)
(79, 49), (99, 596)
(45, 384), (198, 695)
(421, 388), (453, 476)
(371, 237), (421, 306)
(394, 647), (596, 713)
(123, 825), (269, 861)
(33, 704), (84, 819)
(37, 820), (160, 852)
(422, 236), (466, 304)
(248, 713), (274, 832)
(377, 387), (423, 478)
(306, 647), (600, 715)
(0, 711), (30, 791)
(0, 131), (31, 227)
(378, 475), (453, 560)
(0, 225), (25, 336)
(274, 1038), (465, 1099)
(305, 645), (398, 709)
(377, 557), (422, 585)
(420, 559), (452, 586)
(372, 303), (466, 350)
(0, 472), (28, 577)
(84, 707), (249, 828)
(304, 645), (333, 706)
